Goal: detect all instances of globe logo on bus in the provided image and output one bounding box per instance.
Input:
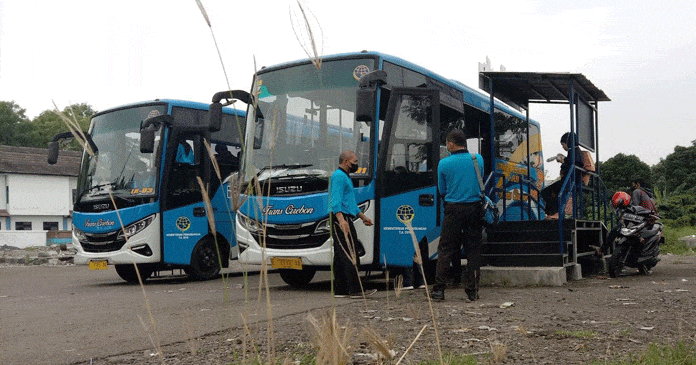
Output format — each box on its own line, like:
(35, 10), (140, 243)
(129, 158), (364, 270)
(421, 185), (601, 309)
(396, 205), (415, 224)
(176, 216), (191, 232)
(353, 65), (370, 81)
(147, 110), (161, 119)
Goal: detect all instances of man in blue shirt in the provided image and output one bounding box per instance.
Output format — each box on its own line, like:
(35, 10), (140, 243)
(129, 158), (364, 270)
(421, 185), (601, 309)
(431, 130), (484, 302)
(328, 150), (377, 299)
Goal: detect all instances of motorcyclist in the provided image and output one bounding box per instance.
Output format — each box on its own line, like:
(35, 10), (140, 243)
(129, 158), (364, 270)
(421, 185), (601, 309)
(631, 178), (657, 213)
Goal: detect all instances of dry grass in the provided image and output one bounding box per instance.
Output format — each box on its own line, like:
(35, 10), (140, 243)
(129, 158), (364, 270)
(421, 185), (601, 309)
(290, 0), (323, 70)
(488, 339), (508, 363)
(307, 310), (355, 365)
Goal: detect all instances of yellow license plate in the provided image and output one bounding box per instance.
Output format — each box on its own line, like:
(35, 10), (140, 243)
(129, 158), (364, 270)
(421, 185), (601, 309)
(270, 257), (302, 270)
(88, 260), (108, 270)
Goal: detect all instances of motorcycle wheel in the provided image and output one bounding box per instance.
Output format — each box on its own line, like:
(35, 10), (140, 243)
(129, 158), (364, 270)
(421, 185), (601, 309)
(608, 241), (628, 278)
(638, 264), (652, 275)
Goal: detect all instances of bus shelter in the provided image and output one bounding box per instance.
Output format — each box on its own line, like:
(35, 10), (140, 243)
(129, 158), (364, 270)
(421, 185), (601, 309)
(477, 72), (611, 271)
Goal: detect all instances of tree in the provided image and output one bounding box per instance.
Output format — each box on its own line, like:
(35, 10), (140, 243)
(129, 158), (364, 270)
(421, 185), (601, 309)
(598, 153), (652, 195)
(652, 141), (696, 225)
(653, 141), (696, 196)
(29, 103), (95, 150)
(0, 101), (30, 146)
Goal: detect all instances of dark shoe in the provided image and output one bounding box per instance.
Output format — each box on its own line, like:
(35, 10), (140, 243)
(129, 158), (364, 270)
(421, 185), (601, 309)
(466, 290), (479, 301)
(429, 290), (445, 301)
(350, 288), (377, 299)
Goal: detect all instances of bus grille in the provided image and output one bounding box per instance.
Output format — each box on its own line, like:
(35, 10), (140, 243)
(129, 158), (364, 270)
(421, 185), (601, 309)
(250, 221), (329, 249)
(80, 231), (127, 253)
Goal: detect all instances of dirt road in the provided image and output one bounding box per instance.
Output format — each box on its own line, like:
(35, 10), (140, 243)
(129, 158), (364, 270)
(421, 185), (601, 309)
(2, 254), (696, 364)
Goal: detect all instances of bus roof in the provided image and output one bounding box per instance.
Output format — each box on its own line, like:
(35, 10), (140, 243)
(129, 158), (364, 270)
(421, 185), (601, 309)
(92, 99), (245, 119)
(257, 51), (540, 126)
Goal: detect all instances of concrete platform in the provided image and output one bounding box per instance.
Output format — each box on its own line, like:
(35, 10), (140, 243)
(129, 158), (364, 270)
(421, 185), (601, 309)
(480, 264), (582, 287)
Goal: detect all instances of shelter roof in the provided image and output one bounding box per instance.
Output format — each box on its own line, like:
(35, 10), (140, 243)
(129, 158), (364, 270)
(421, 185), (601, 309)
(0, 145), (81, 177)
(479, 72), (610, 110)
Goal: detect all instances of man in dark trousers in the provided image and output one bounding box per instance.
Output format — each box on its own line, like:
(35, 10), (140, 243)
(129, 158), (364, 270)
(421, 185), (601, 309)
(328, 150), (377, 299)
(431, 130), (484, 302)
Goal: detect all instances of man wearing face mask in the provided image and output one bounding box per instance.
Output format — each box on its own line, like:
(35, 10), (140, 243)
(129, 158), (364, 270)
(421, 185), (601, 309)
(328, 150), (376, 299)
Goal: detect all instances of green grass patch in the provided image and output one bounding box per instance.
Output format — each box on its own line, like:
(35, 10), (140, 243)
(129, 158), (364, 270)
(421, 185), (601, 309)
(594, 341), (696, 364)
(661, 224), (696, 255)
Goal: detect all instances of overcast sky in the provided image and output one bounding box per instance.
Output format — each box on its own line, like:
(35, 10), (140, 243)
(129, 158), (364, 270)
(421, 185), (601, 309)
(1, 0), (694, 177)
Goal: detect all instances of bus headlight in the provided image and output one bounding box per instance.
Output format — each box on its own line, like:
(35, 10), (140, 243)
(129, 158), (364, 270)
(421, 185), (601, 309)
(118, 214), (155, 240)
(238, 213), (261, 233)
(74, 227), (87, 242)
(315, 218), (330, 234)
(358, 201), (370, 214)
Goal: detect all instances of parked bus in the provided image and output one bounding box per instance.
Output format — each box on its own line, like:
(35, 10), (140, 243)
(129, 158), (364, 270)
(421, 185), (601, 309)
(48, 99), (245, 283)
(232, 51), (546, 286)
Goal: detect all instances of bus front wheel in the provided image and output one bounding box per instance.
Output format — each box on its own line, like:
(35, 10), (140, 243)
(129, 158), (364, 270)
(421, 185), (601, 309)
(187, 238), (222, 281)
(115, 263), (154, 284)
(279, 268), (316, 287)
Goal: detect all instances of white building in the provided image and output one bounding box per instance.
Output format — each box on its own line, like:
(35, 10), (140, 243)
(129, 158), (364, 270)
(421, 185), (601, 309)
(0, 145), (81, 232)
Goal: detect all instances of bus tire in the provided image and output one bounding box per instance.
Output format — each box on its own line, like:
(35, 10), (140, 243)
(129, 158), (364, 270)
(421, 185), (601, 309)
(278, 268), (316, 287)
(115, 263), (154, 284)
(187, 238), (222, 281)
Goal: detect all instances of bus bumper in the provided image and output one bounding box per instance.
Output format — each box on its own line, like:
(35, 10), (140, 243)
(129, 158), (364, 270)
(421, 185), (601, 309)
(73, 215), (162, 265)
(235, 223), (333, 267)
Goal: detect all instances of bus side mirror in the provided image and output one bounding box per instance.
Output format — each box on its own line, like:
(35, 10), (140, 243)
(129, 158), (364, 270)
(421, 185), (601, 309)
(209, 102), (222, 133)
(356, 87), (376, 122)
(47, 141), (59, 165)
(140, 127), (156, 154)
(140, 114), (171, 153)
(210, 90), (253, 133)
(355, 70), (387, 122)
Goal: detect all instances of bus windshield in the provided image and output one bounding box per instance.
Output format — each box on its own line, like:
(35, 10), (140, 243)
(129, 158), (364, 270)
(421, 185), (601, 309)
(243, 58), (376, 184)
(76, 104), (166, 203)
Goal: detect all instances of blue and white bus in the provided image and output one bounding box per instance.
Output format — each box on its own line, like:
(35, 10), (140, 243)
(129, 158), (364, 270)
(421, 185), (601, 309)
(234, 52), (546, 286)
(49, 99), (245, 283)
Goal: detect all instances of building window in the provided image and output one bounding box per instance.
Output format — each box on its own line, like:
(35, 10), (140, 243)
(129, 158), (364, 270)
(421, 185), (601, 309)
(15, 222), (32, 230)
(43, 222), (59, 231)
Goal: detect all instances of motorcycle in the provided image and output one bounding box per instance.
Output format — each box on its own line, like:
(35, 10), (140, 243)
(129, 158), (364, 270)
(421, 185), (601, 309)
(607, 192), (664, 277)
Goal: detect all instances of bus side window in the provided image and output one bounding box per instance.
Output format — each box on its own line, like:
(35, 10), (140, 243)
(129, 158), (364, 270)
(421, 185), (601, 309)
(383, 93), (435, 197)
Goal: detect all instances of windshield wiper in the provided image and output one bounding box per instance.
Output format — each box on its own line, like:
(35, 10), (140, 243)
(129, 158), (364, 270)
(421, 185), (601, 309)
(275, 172), (326, 180)
(257, 164), (313, 175)
(75, 182), (116, 202)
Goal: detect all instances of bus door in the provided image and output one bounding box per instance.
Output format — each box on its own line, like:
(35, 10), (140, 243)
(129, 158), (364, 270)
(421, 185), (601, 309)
(377, 88), (440, 267)
(161, 128), (212, 265)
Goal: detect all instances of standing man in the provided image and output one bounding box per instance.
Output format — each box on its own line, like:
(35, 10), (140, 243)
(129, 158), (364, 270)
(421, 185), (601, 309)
(328, 150), (377, 299)
(431, 130), (484, 302)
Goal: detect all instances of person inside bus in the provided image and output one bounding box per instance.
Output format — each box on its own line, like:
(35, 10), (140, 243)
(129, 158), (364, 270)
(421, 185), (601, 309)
(540, 132), (584, 219)
(214, 143), (237, 177)
(176, 141), (195, 165)
(328, 150), (377, 299)
(431, 129), (484, 302)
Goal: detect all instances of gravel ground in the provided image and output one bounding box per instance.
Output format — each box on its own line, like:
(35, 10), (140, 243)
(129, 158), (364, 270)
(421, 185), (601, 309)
(53, 253), (696, 365)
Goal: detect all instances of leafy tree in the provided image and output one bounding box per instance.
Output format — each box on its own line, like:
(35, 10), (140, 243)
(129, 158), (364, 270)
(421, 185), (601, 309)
(598, 153), (652, 194)
(652, 141), (696, 227)
(653, 140), (696, 196)
(29, 103), (95, 150)
(0, 101), (30, 146)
